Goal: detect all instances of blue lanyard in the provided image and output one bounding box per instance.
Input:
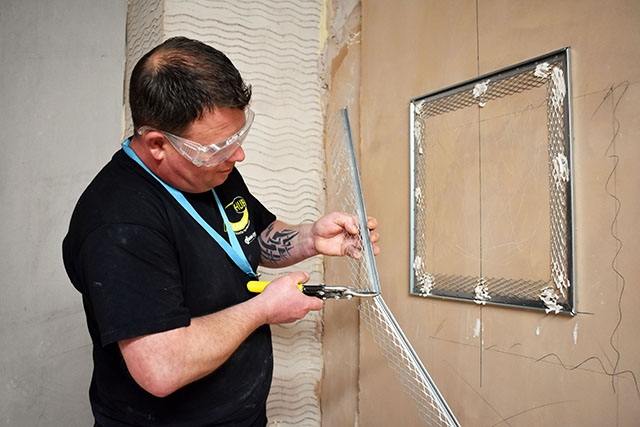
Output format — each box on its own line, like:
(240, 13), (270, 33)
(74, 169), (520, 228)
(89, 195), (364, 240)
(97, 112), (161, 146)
(122, 139), (257, 278)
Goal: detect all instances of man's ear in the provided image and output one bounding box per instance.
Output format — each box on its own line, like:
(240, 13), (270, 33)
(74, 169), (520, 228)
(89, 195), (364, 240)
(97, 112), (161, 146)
(140, 130), (169, 162)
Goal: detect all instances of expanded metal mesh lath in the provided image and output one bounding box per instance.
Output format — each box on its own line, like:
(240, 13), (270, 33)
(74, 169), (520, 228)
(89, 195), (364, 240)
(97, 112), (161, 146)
(410, 49), (574, 313)
(326, 108), (459, 426)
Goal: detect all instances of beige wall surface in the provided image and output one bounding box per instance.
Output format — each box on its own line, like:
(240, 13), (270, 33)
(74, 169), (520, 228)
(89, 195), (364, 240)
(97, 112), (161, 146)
(356, 0), (640, 426)
(320, 1), (363, 425)
(0, 1), (127, 425)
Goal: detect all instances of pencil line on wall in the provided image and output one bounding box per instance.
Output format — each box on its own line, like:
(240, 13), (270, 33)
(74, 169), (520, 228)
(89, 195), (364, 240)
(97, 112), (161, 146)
(537, 82), (639, 399)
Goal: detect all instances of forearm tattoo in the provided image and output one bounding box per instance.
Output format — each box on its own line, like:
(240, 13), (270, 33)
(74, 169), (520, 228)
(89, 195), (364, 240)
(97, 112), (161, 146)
(259, 223), (299, 264)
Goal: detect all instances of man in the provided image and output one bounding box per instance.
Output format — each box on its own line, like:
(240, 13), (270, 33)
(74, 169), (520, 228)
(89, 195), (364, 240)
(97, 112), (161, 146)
(63, 36), (379, 426)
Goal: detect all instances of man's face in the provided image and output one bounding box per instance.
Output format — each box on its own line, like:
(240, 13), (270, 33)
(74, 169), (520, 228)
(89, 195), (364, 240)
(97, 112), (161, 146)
(163, 107), (249, 192)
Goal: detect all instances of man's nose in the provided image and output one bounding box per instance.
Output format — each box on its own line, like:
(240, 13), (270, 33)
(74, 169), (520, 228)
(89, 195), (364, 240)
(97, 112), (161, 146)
(230, 145), (246, 162)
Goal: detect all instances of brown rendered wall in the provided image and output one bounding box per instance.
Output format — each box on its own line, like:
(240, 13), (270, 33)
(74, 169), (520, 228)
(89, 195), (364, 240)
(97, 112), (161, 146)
(320, 2), (362, 426)
(340, 0), (640, 426)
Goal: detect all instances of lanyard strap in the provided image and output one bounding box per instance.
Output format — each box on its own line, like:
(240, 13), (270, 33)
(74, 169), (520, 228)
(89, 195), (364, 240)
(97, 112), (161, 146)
(122, 139), (257, 278)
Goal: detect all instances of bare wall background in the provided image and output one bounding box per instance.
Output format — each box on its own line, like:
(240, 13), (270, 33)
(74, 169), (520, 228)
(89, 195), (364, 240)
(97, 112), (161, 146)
(0, 0), (127, 425)
(357, 0), (640, 426)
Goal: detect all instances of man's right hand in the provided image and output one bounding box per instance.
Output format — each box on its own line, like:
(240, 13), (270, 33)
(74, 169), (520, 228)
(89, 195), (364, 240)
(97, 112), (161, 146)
(253, 271), (324, 324)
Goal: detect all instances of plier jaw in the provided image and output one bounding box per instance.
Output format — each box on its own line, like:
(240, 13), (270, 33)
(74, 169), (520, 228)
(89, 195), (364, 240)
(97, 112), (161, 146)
(302, 284), (379, 300)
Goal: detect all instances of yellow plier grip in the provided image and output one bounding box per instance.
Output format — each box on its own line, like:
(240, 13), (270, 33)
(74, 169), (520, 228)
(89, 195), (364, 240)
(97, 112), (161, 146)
(247, 280), (302, 293)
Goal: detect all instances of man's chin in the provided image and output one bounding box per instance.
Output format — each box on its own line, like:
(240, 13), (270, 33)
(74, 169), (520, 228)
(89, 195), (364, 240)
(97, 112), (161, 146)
(207, 170), (232, 189)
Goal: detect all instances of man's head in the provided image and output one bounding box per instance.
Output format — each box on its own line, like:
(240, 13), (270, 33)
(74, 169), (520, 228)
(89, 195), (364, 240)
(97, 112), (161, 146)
(128, 38), (253, 192)
(129, 36), (252, 135)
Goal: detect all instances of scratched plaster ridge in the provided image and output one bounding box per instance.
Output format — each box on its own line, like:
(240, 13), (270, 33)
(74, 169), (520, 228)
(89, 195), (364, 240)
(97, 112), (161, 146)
(123, 0), (164, 136)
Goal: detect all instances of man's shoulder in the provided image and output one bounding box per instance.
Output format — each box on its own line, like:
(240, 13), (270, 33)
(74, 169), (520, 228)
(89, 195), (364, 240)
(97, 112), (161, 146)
(71, 150), (172, 226)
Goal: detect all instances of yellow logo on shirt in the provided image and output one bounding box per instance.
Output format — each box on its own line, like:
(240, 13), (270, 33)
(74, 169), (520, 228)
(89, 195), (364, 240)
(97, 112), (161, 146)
(226, 196), (249, 233)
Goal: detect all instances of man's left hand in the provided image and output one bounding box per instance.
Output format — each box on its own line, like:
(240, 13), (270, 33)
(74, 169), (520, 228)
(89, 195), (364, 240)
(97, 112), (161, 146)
(311, 212), (380, 258)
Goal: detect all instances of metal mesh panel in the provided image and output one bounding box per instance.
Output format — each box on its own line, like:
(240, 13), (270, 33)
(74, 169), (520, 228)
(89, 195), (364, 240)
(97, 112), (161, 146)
(546, 64), (572, 302)
(326, 109), (380, 294)
(419, 68), (548, 118)
(326, 109), (459, 426)
(410, 49), (574, 313)
(415, 274), (550, 307)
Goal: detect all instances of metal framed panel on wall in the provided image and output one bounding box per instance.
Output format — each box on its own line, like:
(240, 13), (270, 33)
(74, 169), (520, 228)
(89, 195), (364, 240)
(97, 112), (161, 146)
(409, 48), (575, 314)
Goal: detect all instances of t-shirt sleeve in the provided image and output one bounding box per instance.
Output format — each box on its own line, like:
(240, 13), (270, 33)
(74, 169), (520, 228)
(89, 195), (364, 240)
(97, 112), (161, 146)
(79, 222), (190, 346)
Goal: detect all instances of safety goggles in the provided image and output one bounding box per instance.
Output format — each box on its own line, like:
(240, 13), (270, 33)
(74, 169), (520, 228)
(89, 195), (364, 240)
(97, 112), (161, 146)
(137, 108), (254, 167)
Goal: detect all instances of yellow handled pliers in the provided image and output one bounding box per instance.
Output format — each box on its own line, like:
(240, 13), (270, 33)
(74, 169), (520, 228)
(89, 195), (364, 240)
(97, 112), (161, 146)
(247, 280), (379, 300)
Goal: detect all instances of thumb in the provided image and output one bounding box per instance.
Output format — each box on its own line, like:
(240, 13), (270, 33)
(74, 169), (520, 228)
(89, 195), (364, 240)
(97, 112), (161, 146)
(287, 271), (310, 286)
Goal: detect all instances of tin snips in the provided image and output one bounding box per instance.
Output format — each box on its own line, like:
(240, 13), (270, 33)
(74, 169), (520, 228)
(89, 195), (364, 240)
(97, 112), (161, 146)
(247, 281), (379, 300)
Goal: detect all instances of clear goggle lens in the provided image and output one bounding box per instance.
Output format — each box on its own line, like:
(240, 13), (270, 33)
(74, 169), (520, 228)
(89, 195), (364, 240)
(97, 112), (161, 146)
(138, 108), (254, 167)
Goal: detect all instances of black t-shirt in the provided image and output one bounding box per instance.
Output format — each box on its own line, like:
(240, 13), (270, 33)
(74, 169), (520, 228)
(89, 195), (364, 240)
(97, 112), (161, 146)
(63, 148), (277, 426)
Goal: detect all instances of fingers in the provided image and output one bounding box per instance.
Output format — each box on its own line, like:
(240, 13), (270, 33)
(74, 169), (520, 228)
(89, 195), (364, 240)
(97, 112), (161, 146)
(331, 212), (360, 235)
(344, 214), (380, 256)
(371, 243), (381, 256)
(258, 272), (322, 324)
(306, 293), (324, 311)
(343, 214), (378, 237)
(312, 212), (380, 257)
(344, 239), (363, 259)
(366, 216), (378, 232)
(334, 213), (381, 257)
(315, 212), (364, 238)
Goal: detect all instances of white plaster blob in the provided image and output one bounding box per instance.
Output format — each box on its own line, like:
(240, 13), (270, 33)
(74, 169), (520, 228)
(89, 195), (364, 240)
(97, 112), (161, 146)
(473, 317), (482, 338)
(474, 278), (491, 305)
(414, 186), (423, 206)
(417, 272), (434, 296)
(473, 79), (490, 107)
(552, 153), (570, 189)
(413, 255), (423, 272)
(540, 287), (563, 314)
(550, 67), (566, 109)
(414, 256), (435, 296)
(534, 62), (551, 79)
(473, 79), (490, 98)
(573, 322), (579, 345)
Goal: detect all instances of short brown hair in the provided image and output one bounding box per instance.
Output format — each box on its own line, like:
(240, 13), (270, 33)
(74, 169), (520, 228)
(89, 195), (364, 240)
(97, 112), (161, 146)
(129, 37), (252, 134)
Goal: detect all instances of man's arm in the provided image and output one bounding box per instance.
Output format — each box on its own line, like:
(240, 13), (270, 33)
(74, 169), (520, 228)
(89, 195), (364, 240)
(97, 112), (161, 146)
(118, 271), (322, 398)
(258, 212), (379, 268)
